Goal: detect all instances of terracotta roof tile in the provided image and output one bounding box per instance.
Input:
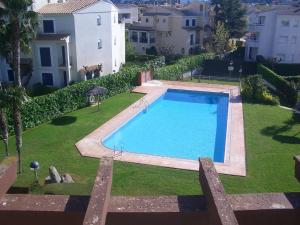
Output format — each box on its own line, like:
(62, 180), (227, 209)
(37, 0), (100, 14)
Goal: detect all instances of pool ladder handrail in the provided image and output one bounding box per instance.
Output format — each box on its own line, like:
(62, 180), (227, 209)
(140, 97), (149, 112)
(113, 145), (123, 158)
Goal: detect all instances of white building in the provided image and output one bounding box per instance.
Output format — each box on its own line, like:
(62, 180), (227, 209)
(0, 0), (125, 88)
(127, 3), (212, 56)
(245, 5), (300, 63)
(116, 4), (139, 24)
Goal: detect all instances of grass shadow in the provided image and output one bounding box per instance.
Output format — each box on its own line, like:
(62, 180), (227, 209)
(261, 113), (300, 144)
(51, 116), (77, 126)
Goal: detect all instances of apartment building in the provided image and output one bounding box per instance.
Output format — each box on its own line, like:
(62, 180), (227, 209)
(116, 4), (139, 24)
(127, 3), (211, 55)
(245, 5), (300, 63)
(0, 0), (125, 88)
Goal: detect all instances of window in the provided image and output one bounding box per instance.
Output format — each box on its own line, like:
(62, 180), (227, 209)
(43, 20), (54, 33)
(192, 19), (196, 26)
(185, 19), (190, 27)
(156, 18), (159, 22)
(97, 15), (101, 25)
(42, 73), (53, 86)
(279, 35), (288, 44)
(163, 18), (166, 23)
(190, 34), (194, 45)
(114, 37), (116, 45)
(98, 39), (102, 49)
(139, 32), (148, 43)
(39, 47), (51, 67)
(131, 31), (138, 42)
(181, 48), (185, 54)
(293, 20), (299, 28)
(7, 69), (14, 82)
(281, 20), (290, 27)
(145, 18), (149, 23)
(258, 16), (265, 25)
(291, 36), (297, 44)
(115, 59), (117, 67)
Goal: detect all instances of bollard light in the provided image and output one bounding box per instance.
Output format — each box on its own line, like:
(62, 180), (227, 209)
(30, 161), (40, 183)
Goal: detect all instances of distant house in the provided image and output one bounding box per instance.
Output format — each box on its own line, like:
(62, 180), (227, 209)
(0, 0), (126, 88)
(127, 2), (212, 56)
(245, 5), (300, 63)
(116, 4), (139, 24)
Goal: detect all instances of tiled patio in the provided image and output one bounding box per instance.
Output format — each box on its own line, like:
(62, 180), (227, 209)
(76, 81), (246, 176)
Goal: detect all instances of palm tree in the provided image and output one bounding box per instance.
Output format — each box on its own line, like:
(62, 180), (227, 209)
(0, 0), (38, 86)
(0, 0), (37, 173)
(5, 85), (27, 174)
(0, 83), (9, 157)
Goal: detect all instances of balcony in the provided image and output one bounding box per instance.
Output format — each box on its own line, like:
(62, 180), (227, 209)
(182, 25), (202, 30)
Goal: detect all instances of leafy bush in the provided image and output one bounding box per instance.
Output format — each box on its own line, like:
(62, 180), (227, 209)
(153, 53), (213, 80)
(257, 64), (298, 107)
(5, 66), (141, 132)
(28, 83), (59, 97)
(202, 59), (257, 77)
(241, 75), (279, 105)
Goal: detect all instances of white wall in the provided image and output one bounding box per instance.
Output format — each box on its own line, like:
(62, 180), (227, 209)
(74, 0), (125, 80)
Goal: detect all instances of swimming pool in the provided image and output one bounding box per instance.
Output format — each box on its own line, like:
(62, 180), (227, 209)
(103, 89), (229, 163)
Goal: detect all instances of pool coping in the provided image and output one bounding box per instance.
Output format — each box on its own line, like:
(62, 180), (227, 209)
(75, 81), (246, 176)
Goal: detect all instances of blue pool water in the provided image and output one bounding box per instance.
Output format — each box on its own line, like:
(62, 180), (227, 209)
(103, 89), (229, 162)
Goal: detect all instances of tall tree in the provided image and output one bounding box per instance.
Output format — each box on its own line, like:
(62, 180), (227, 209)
(0, 0), (37, 173)
(0, 84), (9, 157)
(210, 21), (229, 56)
(211, 0), (246, 38)
(5, 85), (26, 174)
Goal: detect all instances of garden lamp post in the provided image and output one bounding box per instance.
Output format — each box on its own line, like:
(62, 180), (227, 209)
(239, 66), (243, 80)
(228, 61), (234, 79)
(30, 161), (40, 184)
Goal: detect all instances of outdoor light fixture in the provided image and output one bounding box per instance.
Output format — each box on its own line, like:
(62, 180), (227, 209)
(228, 61), (234, 78)
(30, 161), (40, 184)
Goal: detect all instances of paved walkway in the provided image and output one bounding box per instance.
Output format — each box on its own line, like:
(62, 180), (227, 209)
(76, 81), (246, 176)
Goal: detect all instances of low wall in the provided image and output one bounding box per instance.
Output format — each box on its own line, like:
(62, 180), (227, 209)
(0, 157), (17, 198)
(137, 70), (153, 86)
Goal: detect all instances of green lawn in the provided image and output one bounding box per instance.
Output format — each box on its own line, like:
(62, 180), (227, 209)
(1, 91), (300, 195)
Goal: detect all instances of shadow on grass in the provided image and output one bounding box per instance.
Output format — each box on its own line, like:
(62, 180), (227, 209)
(51, 116), (77, 126)
(261, 113), (300, 144)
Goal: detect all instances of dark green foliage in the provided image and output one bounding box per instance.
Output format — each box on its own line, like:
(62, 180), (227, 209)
(202, 59), (257, 77)
(272, 64), (300, 77)
(5, 66), (141, 133)
(28, 83), (59, 97)
(241, 75), (279, 105)
(146, 46), (158, 56)
(154, 54), (213, 80)
(257, 64), (298, 107)
(211, 0), (247, 38)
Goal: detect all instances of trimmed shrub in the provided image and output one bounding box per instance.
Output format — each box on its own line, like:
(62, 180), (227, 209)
(202, 59), (257, 77)
(241, 75), (279, 105)
(257, 64), (298, 107)
(153, 53), (213, 80)
(5, 66), (141, 132)
(271, 64), (300, 76)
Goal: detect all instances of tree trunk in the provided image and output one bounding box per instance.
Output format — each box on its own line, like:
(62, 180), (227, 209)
(12, 16), (23, 174)
(12, 17), (22, 87)
(0, 108), (9, 156)
(12, 102), (22, 174)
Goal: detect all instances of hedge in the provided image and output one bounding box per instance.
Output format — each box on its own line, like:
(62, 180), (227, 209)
(6, 65), (141, 132)
(257, 64), (298, 107)
(153, 53), (213, 80)
(202, 59), (257, 77)
(5, 53), (212, 132)
(271, 63), (300, 77)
